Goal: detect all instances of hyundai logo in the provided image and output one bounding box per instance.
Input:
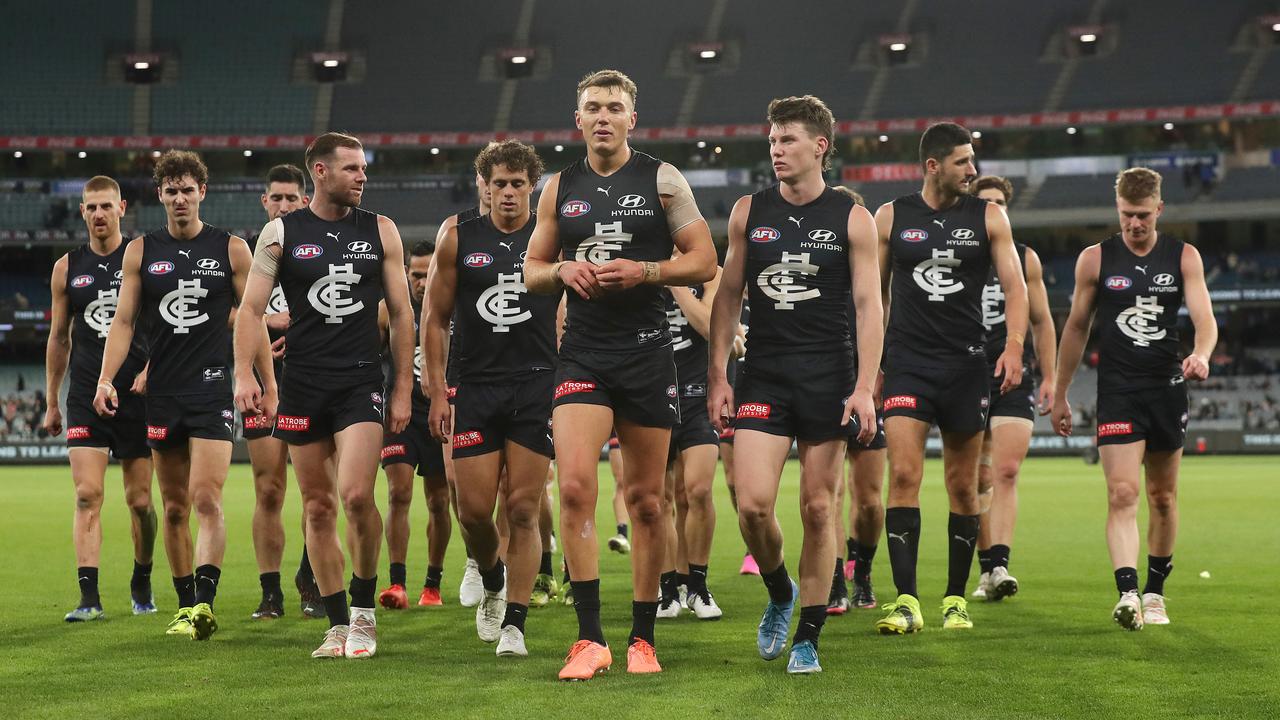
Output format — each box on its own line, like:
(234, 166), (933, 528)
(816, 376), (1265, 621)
(951, 228), (975, 240)
(196, 258), (220, 270)
(618, 194), (646, 208)
(1152, 273), (1174, 286)
(347, 241), (372, 253)
(808, 229), (837, 243)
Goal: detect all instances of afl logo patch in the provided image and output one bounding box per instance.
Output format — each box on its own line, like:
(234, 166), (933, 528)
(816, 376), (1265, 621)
(71, 274), (94, 288)
(1152, 273), (1174, 286)
(1105, 276), (1132, 290)
(900, 229), (928, 242)
(147, 261), (174, 275)
(561, 200), (591, 217)
(464, 252), (493, 268)
(293, 244), (323, 259)
(750, 227), (781, 243)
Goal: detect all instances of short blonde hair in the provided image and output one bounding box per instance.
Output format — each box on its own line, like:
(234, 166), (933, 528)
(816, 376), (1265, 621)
(576, 69), (637, 108)
(1115, 167), (1162, 203)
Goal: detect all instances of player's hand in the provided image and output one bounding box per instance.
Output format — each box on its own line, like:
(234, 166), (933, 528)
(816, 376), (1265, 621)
(1051, 396), (1073, 437)
(427, 392), (452, 445)
(270, 336), (287, 360)
(707, 377), (736, 434)
(265, 311), (290, 333)
(93, 381), (118, 417)
(557, 261), (603, 300)
(234, 373), (264, 417)
(844, 387), (876, 446)
(595, 259), (645, 291)
(995, 349), (1023, 394)
(42, 405), (63, 437)
(1182, 353), (1209, 381)
(388, 387), (411, 435)
(261, 386), (278, 429)
(131, 365), (148, 396)
(1037, 378), (1055, 416)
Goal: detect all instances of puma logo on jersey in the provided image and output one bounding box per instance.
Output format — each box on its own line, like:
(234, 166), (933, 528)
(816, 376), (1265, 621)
(1135, 264), (1148, 275)
(97, 263), (108, 271)
(326, 232), (341, 241)
(498, 240), (514, 252)
(933, 218), (947, 228)
(178, 249), (191, 259)
(597, 186), (611, 197)
(787, 216), (803, 228)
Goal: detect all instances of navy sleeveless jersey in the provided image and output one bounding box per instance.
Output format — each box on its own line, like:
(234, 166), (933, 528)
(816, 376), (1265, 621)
(980, 241), (1035, 368)
(743, 184), (853, 357)
(139, 224), (234, 396)
(1095, 233), (1185, 392)
(65, 242), (147, 396)
(454, 213), (558, 383)
(886, 192), (991, 368)
(666, 283), (709, 387)
(277, 207), (384, 380)
(555, 150), (673, 352)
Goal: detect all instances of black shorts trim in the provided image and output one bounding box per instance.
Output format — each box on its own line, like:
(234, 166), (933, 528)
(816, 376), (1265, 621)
(65, 390), (150, 459)
(553, 347), (679, 429)
(882, 363), (990, 436)
(275, 373), (384, 445)
(145, 393), (235, 449)
(1096, 383), (1188, 452)
(733, 351), (853, 442)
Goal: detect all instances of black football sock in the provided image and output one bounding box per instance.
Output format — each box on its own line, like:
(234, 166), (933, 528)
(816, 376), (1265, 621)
(349, 574), (376, 609)
(77, 566), (100, 608)
(990, 543), (1011, 570)
(298, 545), (314, 581)
(945, 513), (980, 598)
(321, 590), (348, 628)
(571, 579), (605, 645)
(630, 600), (659, 647)
(424, 565), (443, 589)
(389, 562), (407, 588)
(760, 562), (794, 605)
(502, 602), (529, 633)
(792, 605), (828, 648)
(884, 507), (921, 597)
(977, 548), (995, 575)
(1114, 567), (1140, 595)
(194, 564), (221, 607)
(479, 559), (506, 593)
(259, 571), (282, 601)
(173, 574), (196, 608)
(130, 561), (153, 603)
(539, 551), (553, 577)
(853, 541), (877, 585)
(1143, 555), (1173, 596)
(687, 563), (709, 597)
(659, 570), (678, 601)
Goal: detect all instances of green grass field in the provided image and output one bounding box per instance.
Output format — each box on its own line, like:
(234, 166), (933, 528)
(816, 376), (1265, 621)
(1, 456), (1278, 719)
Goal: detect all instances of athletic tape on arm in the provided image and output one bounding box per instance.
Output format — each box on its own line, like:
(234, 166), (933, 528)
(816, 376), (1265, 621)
(658, 163), (703, 234)
(250, 218), (284, 279)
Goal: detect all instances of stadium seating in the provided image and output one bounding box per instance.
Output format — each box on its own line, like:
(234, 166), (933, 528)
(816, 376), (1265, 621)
(150, 1), (323, 133)
(0, 1), (133, 134)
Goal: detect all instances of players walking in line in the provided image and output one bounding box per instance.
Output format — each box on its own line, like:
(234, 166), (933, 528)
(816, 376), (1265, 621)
(243, 164), (324, 619)
(94, 152), (261, 640)
(377, 239), (452, 610)
(708, 95), (883, 673)
(525, 69), (717, 679)
(234, 132), (415, 658)
(424, 140), (559, 657)
(656, 262), (724, 621)
(46, 175), (158, 621)
(1052, 168), (1216, 630)
(967, 175), (1057, 602)
(873, 123), (1028, 634)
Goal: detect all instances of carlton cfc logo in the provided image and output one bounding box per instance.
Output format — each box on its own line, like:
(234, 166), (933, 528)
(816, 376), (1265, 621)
(900, 229), (929, 242)
(561, 200), (591, 217)
(1105, 276), (1133, 290)
(750, 227), (780, 243)
(293, 244), (323, 259)
(464, 252), (494, 268)
(148, 261), (174, 275)
(71, 275), (94, 288)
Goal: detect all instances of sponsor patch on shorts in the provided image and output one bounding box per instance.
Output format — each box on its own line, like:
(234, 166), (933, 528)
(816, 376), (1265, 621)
(452, 430), (484, 449)
(276, 415), (311, 432)
(1098, 422), (1133, 437)
(736, 402), (771, 419)
(381, 443), (406, 459)
(147, 425), (168, 440)
(884, 395), (918, 410)
(554, 380), (596, 400)
(67, 426), (91, 440)
(243, 414), (272, 430)
(447, 386), (458, 399)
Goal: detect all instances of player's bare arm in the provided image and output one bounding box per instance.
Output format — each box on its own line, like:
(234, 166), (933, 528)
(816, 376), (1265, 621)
(380, 215), (415, 435)
(1051, 244), (1101, 436)
(1024, 246), (1057, 415)
(988, 202), (1028, 393)
(847, 203), (883, 444)
(1181, 243), (1216, 381)
(93, 237), (144, 417)
(707, 195), (751, 431)
(423, 225), (458, 443)
(42, 254), (72, 436)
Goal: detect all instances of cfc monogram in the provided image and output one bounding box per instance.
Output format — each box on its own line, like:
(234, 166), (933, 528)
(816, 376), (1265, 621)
(84, 289), (118, 338)
(476, 273), (532, 332)
(913, 248), (964, 301)
(160, 279), (209, 333)
(981, 281), (1005, 330)
(575, 221), (632, 264)
(1116, 296), (1166, 347)
(307, 263), (365, 324)
(757, 251), (820, 309)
